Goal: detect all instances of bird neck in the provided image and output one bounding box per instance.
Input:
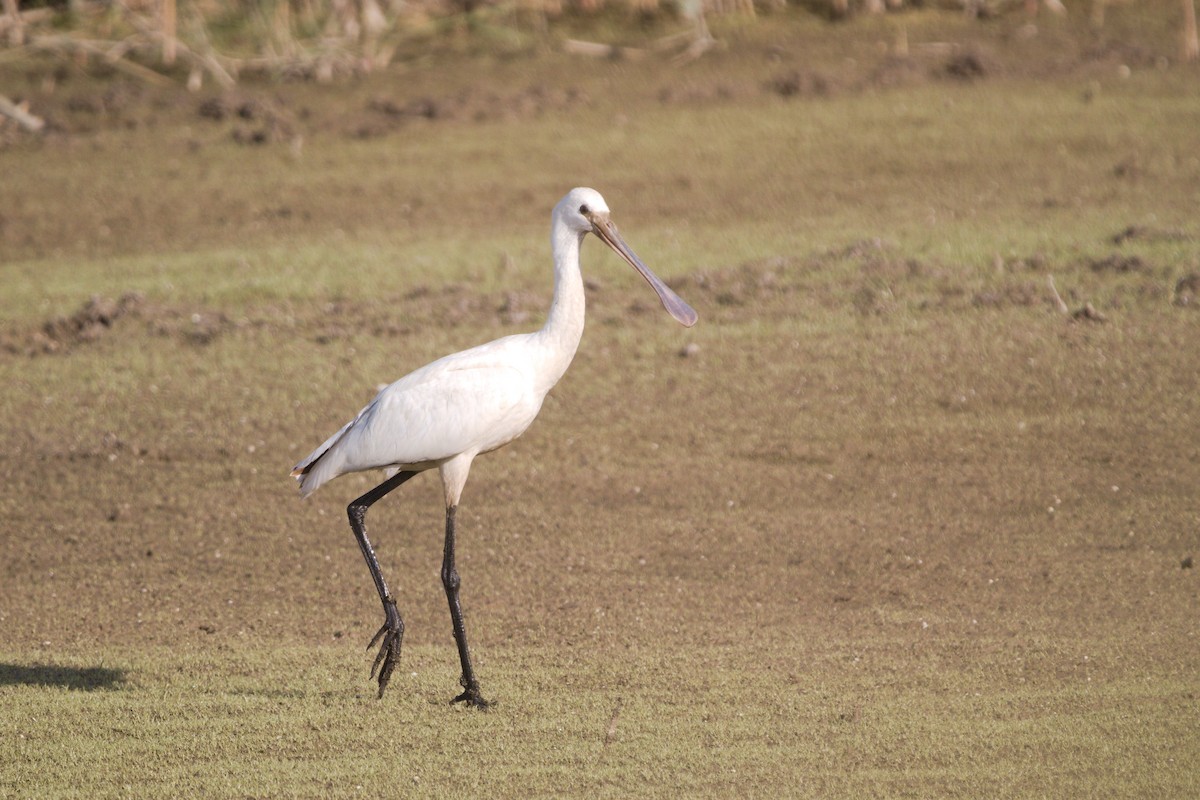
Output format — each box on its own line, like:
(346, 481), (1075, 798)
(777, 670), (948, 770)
(533, 223), (587, 395)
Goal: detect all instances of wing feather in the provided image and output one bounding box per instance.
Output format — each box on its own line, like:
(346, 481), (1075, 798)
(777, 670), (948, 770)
(292, 334), (543, 497)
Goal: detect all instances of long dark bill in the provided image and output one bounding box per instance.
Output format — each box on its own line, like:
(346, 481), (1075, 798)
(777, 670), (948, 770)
(591, 215), (698, 328)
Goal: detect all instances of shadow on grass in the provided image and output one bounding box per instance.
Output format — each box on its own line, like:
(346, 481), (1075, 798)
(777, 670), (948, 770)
(0, 663), (127, 691)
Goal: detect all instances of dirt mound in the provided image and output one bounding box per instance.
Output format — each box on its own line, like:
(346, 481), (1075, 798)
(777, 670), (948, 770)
(0, 293), (249, 357)
(684, 258), (798, 308)
(939, 51), (988, 81)
(355, 84), (589, 138)
(22, 293), (144, 355)
(764, 69), (835, 98)
(1089, 254), (1148, 273)
(1110, 225), (1191, 245)
(196, 93), (299, 145)
(1173, 273), (1200, 307)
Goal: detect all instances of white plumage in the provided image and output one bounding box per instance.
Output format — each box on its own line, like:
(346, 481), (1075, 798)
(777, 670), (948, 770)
(291, 187), (696, 706)
(293, 339), (542, 501)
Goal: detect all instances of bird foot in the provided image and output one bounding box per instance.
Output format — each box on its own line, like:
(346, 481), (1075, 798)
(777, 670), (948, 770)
(450, 679), (490, 709)
(366, 598), (404, 699)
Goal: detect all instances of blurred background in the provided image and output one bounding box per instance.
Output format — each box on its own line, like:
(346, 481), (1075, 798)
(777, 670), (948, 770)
(1, 0), (1195, 93)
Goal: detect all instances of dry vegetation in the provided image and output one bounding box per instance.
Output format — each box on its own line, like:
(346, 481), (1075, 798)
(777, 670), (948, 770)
(0, 0), (1196, 98)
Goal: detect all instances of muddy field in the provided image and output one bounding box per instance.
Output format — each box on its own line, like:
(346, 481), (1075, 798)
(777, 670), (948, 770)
(2, 6), (1199, 797)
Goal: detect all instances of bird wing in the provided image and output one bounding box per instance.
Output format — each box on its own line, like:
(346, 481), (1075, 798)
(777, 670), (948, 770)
(358, 359), (536, 466)
(293, 335), (542, 496)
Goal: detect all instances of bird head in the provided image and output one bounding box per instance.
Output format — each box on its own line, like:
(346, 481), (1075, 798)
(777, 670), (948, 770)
(556, 187), (698, 328)
(555, 187), (610, 234)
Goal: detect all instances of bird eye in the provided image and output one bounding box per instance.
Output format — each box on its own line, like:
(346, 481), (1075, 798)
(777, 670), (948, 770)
(578, 204), (590, 215)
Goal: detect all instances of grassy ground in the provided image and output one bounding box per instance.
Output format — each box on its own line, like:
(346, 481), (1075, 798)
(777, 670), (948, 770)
(2, 5), (1199, 798)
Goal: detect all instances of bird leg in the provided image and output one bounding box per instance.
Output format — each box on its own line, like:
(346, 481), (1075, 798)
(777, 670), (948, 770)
(346, 470), (417, 699)
(441, 504), (490, 708)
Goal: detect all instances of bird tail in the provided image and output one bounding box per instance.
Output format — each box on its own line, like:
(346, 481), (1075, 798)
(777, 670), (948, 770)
(291, 419), (354, 498)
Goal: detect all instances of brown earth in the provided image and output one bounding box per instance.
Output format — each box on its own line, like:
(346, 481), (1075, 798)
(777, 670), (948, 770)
(2, 243), (1196, 657)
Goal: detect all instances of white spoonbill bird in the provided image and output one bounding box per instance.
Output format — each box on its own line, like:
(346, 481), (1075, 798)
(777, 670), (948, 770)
(292, 187), (696, 707)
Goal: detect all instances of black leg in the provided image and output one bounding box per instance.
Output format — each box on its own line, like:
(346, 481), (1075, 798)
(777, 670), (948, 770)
(442, 504), (490, 708)
(347, 470), (417, 699)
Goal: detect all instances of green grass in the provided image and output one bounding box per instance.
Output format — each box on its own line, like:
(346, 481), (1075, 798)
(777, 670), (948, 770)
(8, 77), (1198, 323)
(3, 642), (1196, 797)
